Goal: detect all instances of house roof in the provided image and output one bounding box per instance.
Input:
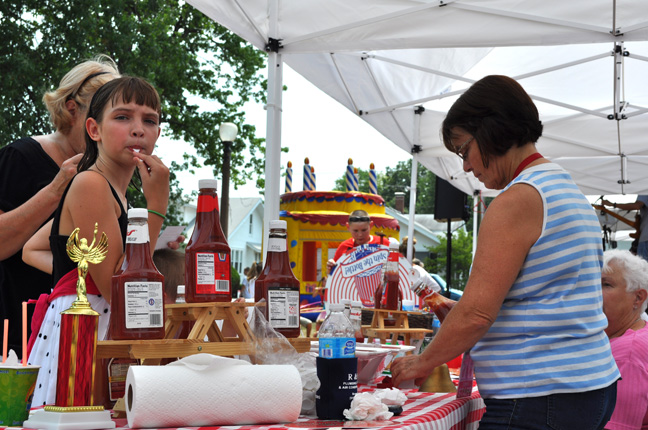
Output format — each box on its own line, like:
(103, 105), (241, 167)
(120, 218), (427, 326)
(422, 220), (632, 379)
(384, 207), (441, 247)
(183, 197), (264, 235)
(413, 214), (465, 234)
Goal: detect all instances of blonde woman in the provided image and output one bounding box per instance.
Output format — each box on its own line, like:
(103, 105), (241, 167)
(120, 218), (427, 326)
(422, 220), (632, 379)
(0, 56), (119, 357)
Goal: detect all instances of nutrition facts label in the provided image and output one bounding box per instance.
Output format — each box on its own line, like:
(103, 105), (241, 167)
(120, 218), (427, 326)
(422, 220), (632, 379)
(268, 288), (300, 328)
(125, 281), (164, 328)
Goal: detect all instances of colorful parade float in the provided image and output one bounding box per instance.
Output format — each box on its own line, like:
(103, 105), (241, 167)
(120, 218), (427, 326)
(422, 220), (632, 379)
(280, 159), (418, 321)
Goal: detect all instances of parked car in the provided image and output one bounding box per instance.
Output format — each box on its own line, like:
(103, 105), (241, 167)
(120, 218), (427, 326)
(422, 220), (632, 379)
(430, 274), (464, 301)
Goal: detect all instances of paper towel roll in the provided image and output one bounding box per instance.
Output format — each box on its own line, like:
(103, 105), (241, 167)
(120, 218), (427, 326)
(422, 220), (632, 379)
(125, 354), (302, 428)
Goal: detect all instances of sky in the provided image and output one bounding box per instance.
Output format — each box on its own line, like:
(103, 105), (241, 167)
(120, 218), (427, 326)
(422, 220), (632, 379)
(156, 65), (412, 200)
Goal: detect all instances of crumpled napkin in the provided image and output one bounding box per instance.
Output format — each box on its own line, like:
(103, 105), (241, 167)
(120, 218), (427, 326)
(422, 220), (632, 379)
(373, 388), (407, 406)
(343, 392), (393, 421)
(343, 387), (408, 421)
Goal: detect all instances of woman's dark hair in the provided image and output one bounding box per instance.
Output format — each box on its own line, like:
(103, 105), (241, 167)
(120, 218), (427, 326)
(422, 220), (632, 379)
(441, 75), (543, 168)
(78, 76), (161, 172)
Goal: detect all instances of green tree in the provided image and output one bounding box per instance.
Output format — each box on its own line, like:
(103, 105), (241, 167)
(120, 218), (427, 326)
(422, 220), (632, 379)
(1, 0), (267, 225)
(424, 227), (473, 290)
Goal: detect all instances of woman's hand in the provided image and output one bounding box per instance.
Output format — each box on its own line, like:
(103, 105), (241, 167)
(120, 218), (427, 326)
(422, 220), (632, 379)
(390, 354), (432, 388)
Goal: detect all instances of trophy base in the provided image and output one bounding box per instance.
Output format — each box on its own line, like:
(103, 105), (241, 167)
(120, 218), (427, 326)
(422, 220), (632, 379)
(22, 408), (115, 430)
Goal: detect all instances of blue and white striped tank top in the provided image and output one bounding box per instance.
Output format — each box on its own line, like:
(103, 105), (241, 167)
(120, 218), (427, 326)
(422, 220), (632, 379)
(471, 163), (620, 399)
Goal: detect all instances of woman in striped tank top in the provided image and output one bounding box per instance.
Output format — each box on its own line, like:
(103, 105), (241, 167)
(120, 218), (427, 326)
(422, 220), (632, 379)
(391, 75), (619, 429)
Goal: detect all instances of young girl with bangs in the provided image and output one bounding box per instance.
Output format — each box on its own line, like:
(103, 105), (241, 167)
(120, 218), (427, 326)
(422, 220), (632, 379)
(23, 76), (170, 406)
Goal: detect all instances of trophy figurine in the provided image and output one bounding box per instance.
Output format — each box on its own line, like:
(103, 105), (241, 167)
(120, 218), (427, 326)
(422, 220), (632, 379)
(24, 225), (115, 428)
(53, 223), (108, 409)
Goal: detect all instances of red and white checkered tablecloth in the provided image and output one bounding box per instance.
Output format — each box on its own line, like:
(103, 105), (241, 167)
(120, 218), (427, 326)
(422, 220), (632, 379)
(8, 386), (484, 430)
(104, 388), (485, 430)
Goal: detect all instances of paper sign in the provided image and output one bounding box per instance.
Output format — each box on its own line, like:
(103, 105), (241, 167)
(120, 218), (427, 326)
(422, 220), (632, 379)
(155, 226), (186, 250)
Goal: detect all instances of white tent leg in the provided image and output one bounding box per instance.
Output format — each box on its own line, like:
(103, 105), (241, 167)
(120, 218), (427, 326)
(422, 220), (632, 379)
(406, 108), (423, 263)
(407, 155), (418, 262)
(263, 0), (283, 265)
(472, 191), (480, 261)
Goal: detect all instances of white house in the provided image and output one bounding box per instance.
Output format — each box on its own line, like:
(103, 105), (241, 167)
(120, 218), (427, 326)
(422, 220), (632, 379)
(384, 207), (442, 261)
(182, 197), (264, 274)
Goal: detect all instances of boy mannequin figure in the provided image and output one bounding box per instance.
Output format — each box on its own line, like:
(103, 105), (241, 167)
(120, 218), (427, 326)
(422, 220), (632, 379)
(326, 210), (387, 273)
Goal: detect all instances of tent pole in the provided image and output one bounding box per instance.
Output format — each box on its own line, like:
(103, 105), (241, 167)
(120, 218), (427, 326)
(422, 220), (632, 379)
(472, 190), (480, 261)
(263, 0), (283, 265)
(407, 155), (418, 262)
(406, 107), (424, 262)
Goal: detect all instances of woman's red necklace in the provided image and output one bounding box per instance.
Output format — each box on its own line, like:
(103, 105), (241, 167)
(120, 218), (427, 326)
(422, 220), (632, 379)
(513, 152), (544, 179)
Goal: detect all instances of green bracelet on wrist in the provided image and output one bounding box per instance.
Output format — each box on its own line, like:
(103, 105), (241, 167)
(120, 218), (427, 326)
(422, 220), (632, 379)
(148, 209), (166, 220)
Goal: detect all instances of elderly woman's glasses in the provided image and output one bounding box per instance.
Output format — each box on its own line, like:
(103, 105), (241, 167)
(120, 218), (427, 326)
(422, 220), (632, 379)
(455, 137), (474, 161)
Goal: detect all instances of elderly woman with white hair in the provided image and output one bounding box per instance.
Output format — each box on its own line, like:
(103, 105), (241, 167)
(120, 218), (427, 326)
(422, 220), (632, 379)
(602, 250), (648, 430)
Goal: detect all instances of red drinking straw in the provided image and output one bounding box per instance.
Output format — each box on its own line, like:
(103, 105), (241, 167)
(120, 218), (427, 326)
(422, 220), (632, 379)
(2, 318), (7, 363)
(22, 302), (27, 366)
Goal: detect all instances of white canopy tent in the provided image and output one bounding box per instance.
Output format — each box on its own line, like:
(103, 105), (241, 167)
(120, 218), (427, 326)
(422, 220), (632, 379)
(186, 0), (648, 260)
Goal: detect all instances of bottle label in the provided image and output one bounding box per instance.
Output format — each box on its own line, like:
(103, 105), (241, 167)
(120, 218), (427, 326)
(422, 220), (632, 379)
(197, 194), (219, 213)
(125, 224), (149, 244)
(267, 237), (286, 252)
(319, 337), (356, 359)
(195, 252), (230, 295)
(124, 281), (164, 328)
(108, 358), (139, 401)
(268, 288), (300, 328)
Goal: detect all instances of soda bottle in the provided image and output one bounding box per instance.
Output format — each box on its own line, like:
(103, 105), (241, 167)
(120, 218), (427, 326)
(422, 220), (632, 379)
(185, 179), (231, 302)
(410, 279), (457, 323)
(254, 220), (301, 337)
(349, 300), (364, 343)
(109, 208), (165, 340)
(379, 242), (401, 311)
(316, 303), (357, 420)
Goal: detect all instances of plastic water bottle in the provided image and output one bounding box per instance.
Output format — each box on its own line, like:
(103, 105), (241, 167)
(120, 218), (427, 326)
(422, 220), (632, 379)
(316, 303), (358, 419)
(318, 303), (356, 358)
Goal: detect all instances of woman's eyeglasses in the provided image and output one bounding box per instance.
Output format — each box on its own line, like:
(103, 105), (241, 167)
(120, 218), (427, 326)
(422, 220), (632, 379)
(455, 137), (474, 161)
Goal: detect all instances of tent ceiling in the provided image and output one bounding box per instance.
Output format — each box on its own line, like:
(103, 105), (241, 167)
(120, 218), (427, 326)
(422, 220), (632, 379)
(188, 0), (648, 198)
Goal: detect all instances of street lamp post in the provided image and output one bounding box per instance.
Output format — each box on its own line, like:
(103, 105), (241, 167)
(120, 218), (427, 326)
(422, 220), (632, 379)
(219, 122), (238, 237)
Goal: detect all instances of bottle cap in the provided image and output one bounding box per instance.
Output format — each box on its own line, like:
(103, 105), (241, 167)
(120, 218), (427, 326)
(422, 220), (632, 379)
(128, 208), (148, 220)
(177, 285), (185, 294)
(351, 300), (362, 308)
(269, 220), (287, 229)
(199, 179), (218, 190)
(329, 303), (344, 312)
(389, 241), (399, 251)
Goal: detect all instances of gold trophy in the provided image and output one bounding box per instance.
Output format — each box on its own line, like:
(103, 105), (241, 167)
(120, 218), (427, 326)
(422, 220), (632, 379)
(25, 224), (115, 430)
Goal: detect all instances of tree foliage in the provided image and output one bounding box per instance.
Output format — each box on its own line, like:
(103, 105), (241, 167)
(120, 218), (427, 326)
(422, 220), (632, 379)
(0, 0), (267, 224)
(424, 227), (473, 290)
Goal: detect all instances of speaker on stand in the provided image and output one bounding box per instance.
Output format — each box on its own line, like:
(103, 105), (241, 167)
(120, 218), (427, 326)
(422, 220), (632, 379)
(434, 178), (470, 297)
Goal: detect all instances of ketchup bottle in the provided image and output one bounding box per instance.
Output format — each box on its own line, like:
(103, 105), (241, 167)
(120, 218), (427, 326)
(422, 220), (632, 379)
(410, 280), (457, 323)
(379, 242), (401, 311)
(109, 208), (165, 340)
(185, 179), (231, 302)
(254, 220), (301, 338)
